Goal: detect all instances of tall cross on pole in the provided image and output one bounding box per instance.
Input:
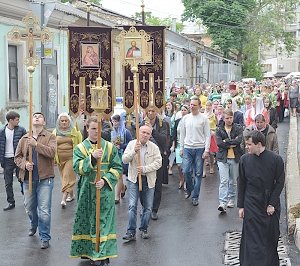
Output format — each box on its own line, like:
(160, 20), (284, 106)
(7, 13), (53, 195)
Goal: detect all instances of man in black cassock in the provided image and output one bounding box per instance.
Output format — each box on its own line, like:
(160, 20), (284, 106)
(238, 130), (285, 266)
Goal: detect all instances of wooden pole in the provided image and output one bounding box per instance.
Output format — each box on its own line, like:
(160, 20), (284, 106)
(95, 113), (102, 252)
(132, 66), (142, 191)
(28, 66), (35, 195)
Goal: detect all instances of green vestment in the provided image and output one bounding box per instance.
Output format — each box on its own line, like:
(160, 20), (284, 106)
(70, 138), (122, 262)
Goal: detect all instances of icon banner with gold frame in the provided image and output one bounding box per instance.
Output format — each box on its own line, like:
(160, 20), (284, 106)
(116, 26), (152, 66)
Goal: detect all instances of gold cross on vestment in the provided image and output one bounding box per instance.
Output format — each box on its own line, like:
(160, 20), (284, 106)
(7, 13), (53, 70)
(155, 75), (163, 89)
(140, 75), (148, 90)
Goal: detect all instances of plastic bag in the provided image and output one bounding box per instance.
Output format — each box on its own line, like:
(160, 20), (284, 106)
(284, 108), (289, 118)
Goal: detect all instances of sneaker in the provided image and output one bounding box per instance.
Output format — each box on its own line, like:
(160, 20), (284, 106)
(28, 228), (37, 236)
(151, 211), (158, 220)
(192, 198), (199, 206)
(66, 196), (75, 202)
(141, 230), (150, 239)
(227, 199), (235, 208)
(61, 201), (66, 208)
(218, 203), (227, 213)
(41, 240), (49, 249)
(122, 232), (136, 242)
(184, 191), (191, 199)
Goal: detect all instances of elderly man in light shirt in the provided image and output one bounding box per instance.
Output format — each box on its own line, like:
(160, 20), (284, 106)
(180, 96), (211, 206)
(122, 125), (162, 241)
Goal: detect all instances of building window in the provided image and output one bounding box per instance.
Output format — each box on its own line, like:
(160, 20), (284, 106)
(262, 64), (272, 72)
(8, 45), (19, 101)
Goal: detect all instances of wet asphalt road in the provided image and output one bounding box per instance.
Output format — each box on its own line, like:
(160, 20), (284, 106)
(0, 119), (299, 266)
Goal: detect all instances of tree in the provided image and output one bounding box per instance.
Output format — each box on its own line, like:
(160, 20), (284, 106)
(182, 0), (299, 79)
(133, 12), (184, 33)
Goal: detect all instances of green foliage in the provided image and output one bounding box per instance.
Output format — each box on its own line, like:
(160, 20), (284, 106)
(133, 12), (184, 33)
(182, 0), (299, 78)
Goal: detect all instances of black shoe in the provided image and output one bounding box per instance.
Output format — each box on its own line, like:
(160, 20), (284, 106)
(151, 211), (158, 220)
(3, 203), (15, 211)
(103, 258), (110, 265)
(115, 199), (120, 204)
(121, 185), (127, 198)
(28, 228), (37, 236)
(184, 191), (191, 199)
(122, 232), (136, 242)
(40, 240), (49, 249)
(192, 198), (199, 206)
(93, 260), (104, 266)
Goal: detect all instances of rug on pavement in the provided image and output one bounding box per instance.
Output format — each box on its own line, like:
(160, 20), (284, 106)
(223, 231), (291, 266)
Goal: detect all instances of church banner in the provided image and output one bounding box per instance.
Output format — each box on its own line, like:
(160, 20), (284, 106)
(123, 26), (165, 111)
(68, 27), (113, 116)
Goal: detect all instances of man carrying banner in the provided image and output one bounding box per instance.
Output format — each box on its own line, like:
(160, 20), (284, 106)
(122, 125), (162, 241)
(14, 112), (56, 249)
(70, 117), (122, 266)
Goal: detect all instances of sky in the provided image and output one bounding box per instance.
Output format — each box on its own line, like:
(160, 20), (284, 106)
(100, 0), (185, 20)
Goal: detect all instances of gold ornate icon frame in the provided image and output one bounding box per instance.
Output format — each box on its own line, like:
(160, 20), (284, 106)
(116, 26), (152, 66)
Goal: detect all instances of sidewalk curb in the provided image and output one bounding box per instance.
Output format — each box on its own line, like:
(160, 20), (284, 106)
(294, 218), (300, 250)
(286, 116), (300, 246)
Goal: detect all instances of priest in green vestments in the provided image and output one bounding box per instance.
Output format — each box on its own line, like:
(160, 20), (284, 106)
(70, 117), (122, 266)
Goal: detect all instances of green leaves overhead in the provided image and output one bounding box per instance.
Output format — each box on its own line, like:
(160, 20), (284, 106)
(133, 12), (184, 33)
(182, 0), (299, 78)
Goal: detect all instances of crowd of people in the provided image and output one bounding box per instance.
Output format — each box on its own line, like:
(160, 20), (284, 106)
(0, 77), (295, 265)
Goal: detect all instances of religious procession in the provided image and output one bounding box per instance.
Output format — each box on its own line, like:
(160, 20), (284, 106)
(1, 0), (300, 266)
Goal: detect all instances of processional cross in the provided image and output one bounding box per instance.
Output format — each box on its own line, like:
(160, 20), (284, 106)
(7, 13), (53, 194)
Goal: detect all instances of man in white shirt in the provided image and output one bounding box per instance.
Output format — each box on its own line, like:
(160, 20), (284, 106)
(180, 96), (211, 206)
(0, 111), (26, 211)
(122, 125), (162, 241)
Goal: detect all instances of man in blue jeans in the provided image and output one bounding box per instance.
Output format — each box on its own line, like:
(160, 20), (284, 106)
(15, 112), (56, 249)
(0, 111), (26, 211)
(122, 125), (162, 241)
(216, 109), (243, 213)
(180, 96), (211, 206)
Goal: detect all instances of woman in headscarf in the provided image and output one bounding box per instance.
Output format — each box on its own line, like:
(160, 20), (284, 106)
(53, 113), (82, 208)
(111, 113), (132, 204)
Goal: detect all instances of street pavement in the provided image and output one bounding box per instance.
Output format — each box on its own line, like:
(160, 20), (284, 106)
(0, 119), (299, 266)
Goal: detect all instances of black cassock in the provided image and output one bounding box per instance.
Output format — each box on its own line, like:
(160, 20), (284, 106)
(237, 149), (285, 266)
